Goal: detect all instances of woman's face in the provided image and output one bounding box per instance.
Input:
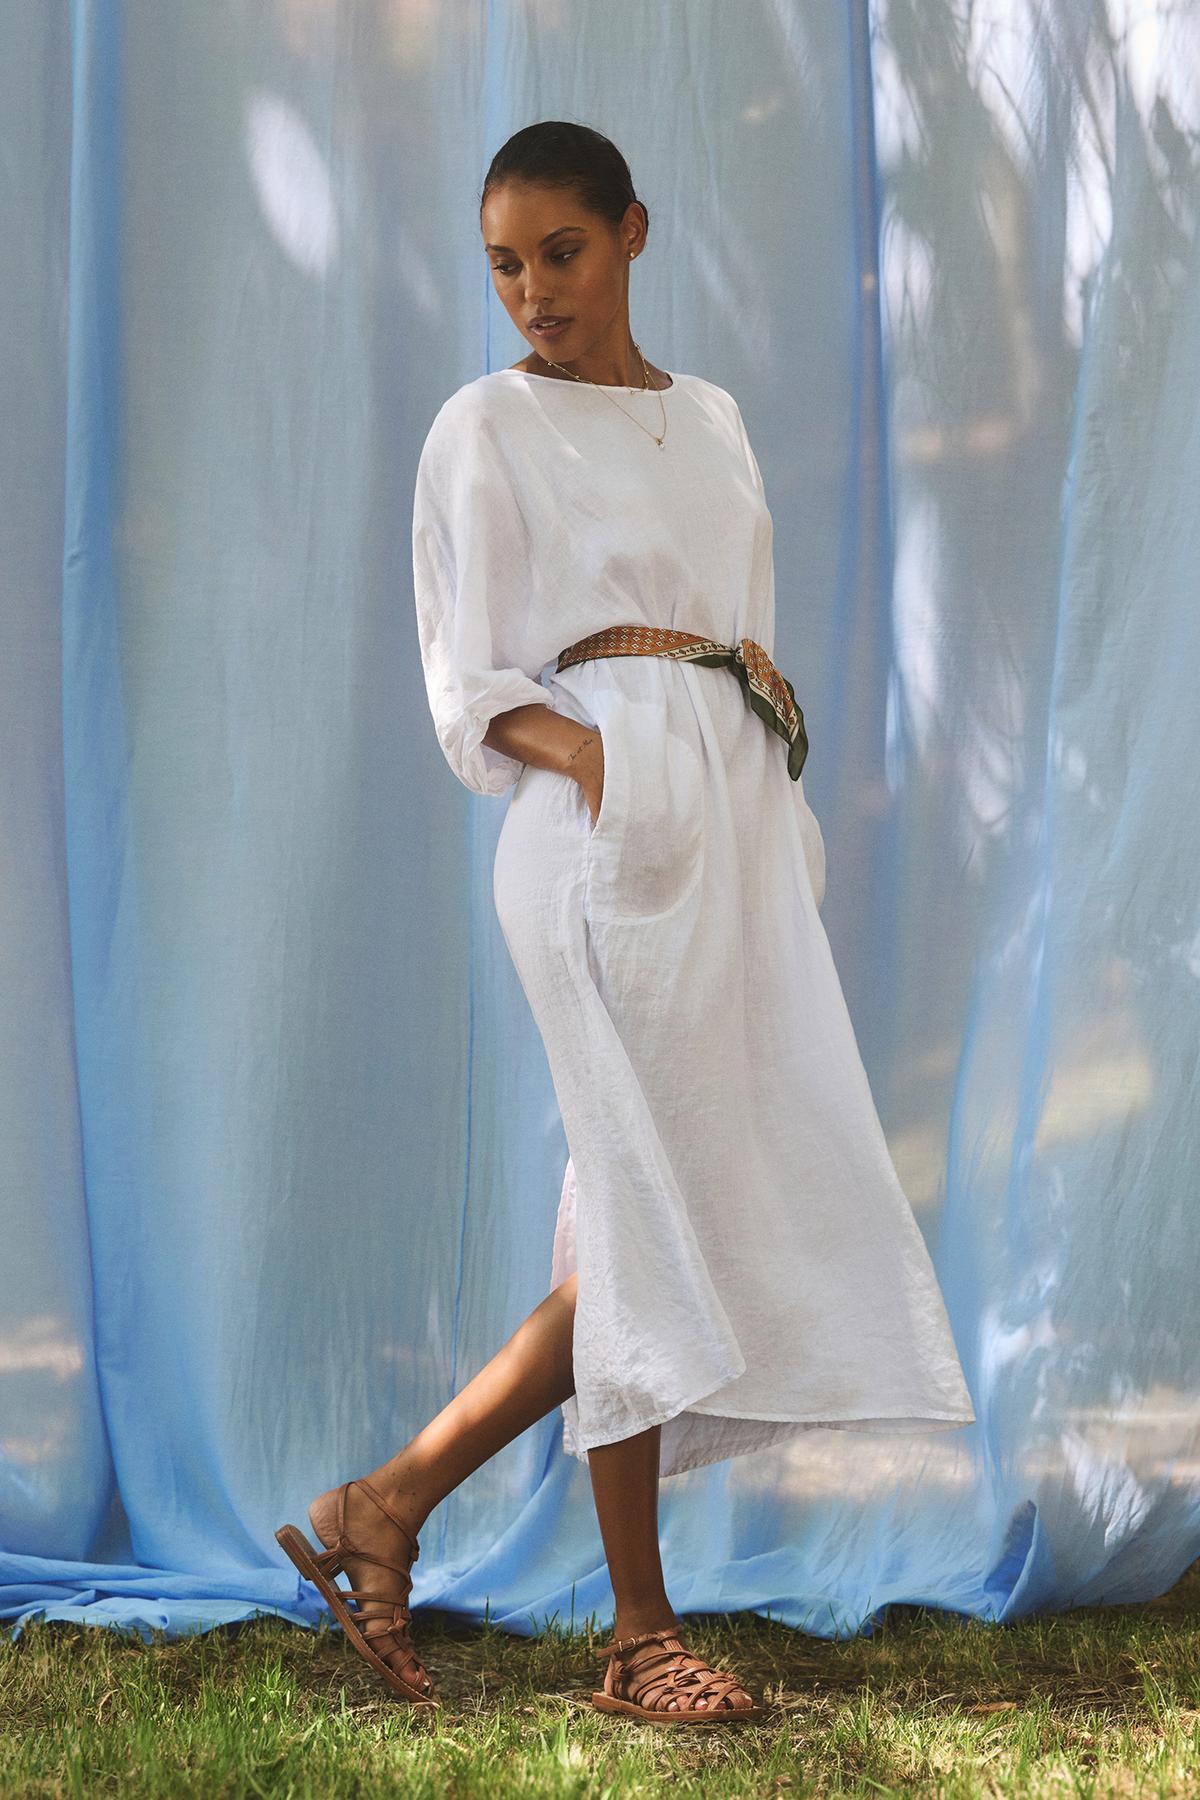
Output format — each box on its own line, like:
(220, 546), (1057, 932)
(481, 180), (643, 369)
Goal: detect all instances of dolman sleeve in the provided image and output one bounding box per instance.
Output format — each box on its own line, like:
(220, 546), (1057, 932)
(730, 395), (766, 499)
(411, 394), (554, 796)
(728, 393), (777, 650)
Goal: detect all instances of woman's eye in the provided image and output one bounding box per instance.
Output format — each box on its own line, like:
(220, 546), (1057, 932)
(491, 250), (577, 276)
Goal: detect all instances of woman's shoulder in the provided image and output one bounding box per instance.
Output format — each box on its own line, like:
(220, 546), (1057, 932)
(414, 379), (511, 487)
(422, 373), (496, 436)
(684, 372), (745, 417)
(419, 371), (547, 463)
(414, 377), (539, 521)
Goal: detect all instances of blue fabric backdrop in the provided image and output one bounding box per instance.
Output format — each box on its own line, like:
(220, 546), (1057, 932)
(3, 0), (1199, 1643)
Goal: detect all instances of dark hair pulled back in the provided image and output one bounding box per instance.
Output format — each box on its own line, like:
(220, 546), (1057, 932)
(479, 120), (649, 240)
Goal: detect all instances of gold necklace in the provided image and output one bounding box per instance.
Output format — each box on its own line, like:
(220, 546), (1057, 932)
(537, 335), (669, 449)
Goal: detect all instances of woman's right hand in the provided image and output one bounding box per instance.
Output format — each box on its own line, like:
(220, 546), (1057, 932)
(482, 705), (606, 819)
(564, 728), (605, 826)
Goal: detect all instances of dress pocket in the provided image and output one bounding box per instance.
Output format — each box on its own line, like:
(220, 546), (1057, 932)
(587, 726), (620, 841)
(584, 699), (705, 923)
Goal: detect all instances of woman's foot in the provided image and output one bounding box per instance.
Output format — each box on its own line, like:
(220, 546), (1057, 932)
(308, 1475), (424, 1593)
(594, 1623), (762, 1722)
(305, 1476), (436, 1701)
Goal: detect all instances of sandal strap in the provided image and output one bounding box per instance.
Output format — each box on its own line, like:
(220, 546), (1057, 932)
(364, 1630), (423, 1670)
(358, 1601), (415, 1640)
(346, 1593), (431, 1688)
(338, 1477), (421, 1564)
(315, 1543), (416, 1585)
(343, 1587), (413, 1612)
(311, 1477), (422, 1588)
(596, 1625), (683, 1659)
(366, 1628), (430, 1688)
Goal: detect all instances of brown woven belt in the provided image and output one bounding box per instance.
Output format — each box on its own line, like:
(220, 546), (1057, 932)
(556, 624), (809, 780)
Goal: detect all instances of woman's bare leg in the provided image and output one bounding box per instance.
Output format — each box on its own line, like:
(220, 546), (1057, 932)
(587, 1425), (754, 1712)
(309, 1269), (753, 1706)
(308, 1272), (579, 1591)
(586, 1425), (678, 1639)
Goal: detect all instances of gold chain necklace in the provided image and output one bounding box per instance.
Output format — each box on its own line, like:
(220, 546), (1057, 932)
(537, 335), (669, 449)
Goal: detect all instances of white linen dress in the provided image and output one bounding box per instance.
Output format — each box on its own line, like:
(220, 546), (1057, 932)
(412, 366), (975, 1479)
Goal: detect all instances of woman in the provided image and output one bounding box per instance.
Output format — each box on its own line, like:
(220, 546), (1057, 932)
(277, 120), (975, 1726)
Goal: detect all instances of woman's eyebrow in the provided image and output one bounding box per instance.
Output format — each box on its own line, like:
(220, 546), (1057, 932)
(484, 225), (586, 254)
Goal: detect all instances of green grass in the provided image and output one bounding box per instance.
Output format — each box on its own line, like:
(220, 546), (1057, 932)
(4, 1562), (1200, 1797)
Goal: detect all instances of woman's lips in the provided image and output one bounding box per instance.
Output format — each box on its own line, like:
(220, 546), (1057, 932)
(530, 318), (571, 338)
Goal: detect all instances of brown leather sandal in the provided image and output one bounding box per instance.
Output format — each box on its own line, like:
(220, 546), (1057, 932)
(275, 1477), (439, 1706)
(591, 1626), (765, 1724)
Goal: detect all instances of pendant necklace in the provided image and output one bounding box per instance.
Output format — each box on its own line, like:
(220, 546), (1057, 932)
(535, 287), (669, 448)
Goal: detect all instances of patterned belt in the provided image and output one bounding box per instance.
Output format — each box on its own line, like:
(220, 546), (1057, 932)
(556, 624), (809, 780)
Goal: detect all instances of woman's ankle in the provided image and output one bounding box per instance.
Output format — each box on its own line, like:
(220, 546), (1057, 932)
(609, 1605), (681, 1644)
(360, 1462), (434, 1535)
